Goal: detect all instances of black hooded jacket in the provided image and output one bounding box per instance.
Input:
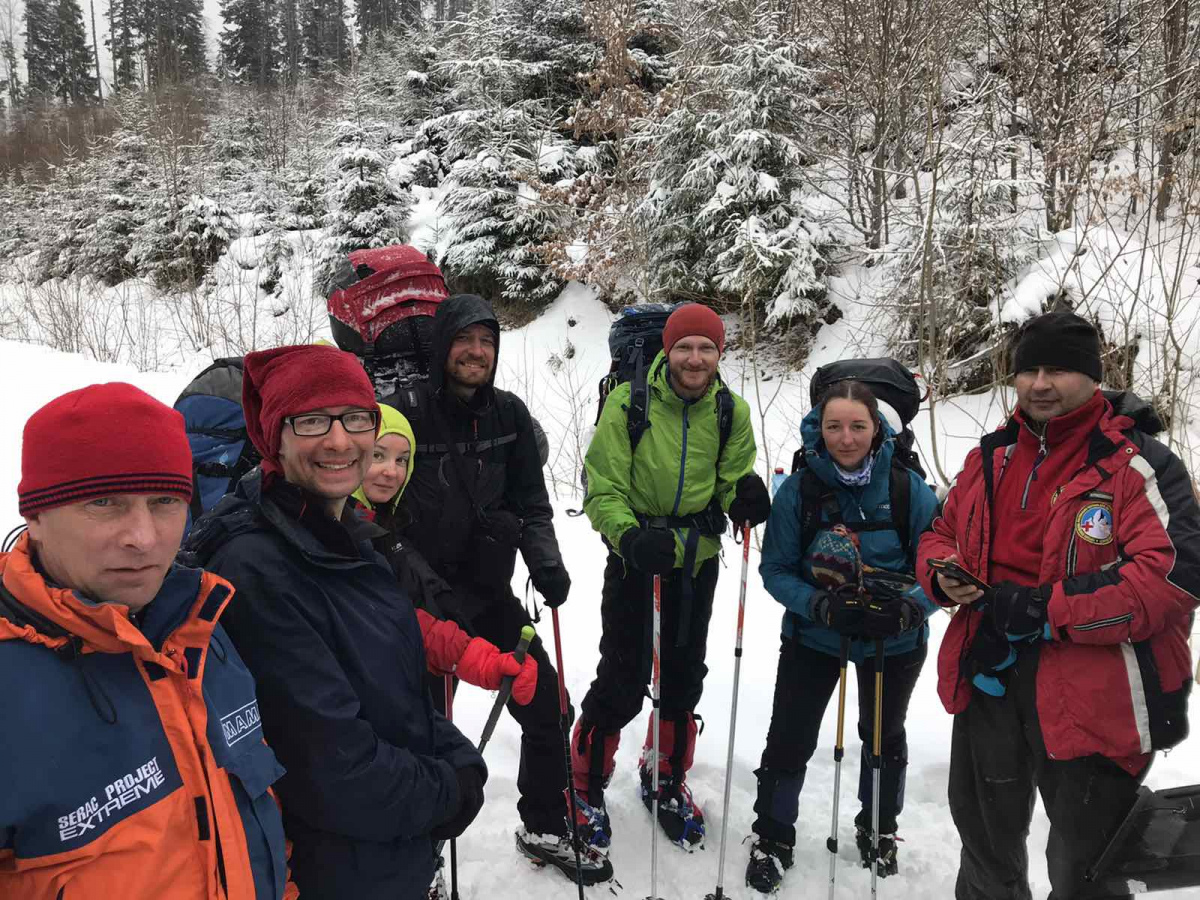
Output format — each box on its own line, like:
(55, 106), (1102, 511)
(182, 470), (485, 900)
(382, 294), (564, 618)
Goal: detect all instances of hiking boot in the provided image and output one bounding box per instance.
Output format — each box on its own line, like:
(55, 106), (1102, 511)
(515, 828), (615, 885)
(639, 766), (705, 848)
(745, 837), (793, 893)
(855, 825), (899, 877)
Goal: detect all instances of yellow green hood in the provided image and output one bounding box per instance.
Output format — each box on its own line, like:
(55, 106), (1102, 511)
(353, 403), (417, 512)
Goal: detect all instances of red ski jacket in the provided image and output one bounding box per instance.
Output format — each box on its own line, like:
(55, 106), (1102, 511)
(917, 393), (1200, 766)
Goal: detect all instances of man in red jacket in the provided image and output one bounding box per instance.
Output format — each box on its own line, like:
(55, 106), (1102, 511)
(916, 312), (1200, 900)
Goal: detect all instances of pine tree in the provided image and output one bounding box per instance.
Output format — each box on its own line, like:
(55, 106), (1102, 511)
(24, 0), (94, 103)
(316, 115), (413, 295)
(301, 0), (350, 75)
(106, 0), (142, 90)
(355, 0), (399, 41)
(220, 0), (281, 87)
(438, 103), (570, 306)
(143, 0), (207, 85)
(1, 36), (19, 108)
(279, 0), (301, 84)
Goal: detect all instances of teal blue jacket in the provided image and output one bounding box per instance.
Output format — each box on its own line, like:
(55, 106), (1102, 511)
(760, 407), (939, 663)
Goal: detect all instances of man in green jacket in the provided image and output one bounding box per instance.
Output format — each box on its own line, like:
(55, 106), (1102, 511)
(570, 303), (770, 857)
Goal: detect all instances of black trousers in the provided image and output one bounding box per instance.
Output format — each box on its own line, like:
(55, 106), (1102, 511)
(950, 643), (1142, 900)
(428, 584), (572, 836)
(579, 553), (719, 739)
(753, 636), (927, 845)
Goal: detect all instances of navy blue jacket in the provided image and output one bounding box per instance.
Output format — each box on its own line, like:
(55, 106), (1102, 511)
(760, 409), (939, 664)
(185, 470), (485, 900)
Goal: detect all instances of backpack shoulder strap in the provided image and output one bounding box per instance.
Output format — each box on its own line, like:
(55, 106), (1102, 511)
(715, 386), (734, 460)
(626, 340), (652, 453)
(889, 456), (913, 558)
(798, 467), (841, 559)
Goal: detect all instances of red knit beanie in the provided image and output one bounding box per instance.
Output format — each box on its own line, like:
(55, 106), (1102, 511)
(242, 344), (377, 475)
(18, 383), (193, 516)
(662, 304), (725, 355)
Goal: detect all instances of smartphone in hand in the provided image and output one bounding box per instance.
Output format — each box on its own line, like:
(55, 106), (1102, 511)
(926, 558), (991, 593)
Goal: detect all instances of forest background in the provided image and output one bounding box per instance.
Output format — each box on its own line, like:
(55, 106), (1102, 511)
(0, 0), (1198, 485)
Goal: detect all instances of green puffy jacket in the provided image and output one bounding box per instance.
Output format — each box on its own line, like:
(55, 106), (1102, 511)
(583, 351), (757, 570)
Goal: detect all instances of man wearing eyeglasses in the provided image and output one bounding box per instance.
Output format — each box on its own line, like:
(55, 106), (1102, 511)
(184, 344), (486, 900)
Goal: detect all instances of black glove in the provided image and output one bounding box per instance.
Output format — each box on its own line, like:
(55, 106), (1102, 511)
(862, 594), (924, 639)
(532, 564), (571, 608)
(728, 473), (771, 529)
(990, 581), (1051, 637)
(619, 527), (676, 575)
(967, 616), (1015, 673)
(810, 584), (866, 636)
(431, 765), (486, 840)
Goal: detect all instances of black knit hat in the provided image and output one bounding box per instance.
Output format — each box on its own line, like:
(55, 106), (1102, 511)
(1012, 312), (1102, 382)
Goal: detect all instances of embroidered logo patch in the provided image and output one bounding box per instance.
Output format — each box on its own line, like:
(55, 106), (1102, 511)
(1075, 503), (1114, 545)
(221, 699), (262, 747)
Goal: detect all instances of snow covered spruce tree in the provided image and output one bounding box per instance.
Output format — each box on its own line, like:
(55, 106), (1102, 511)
(301, 0), (351, 76)
(128, 194), (238, 289)
(219, 0), (283, 87)
(24, 0), (96, 104)
(316, 114), (412, 296)
(635, 7), (833, 328)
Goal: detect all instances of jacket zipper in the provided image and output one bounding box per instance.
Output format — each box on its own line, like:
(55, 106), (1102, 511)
(1021, 430), (1048, 509)
(671, 404), (690, 516)
(1066, 524), (1078, 577)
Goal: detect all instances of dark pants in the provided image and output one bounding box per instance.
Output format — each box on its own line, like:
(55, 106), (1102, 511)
(428, 585), (572, 836)
(578, 553), (719, 749)
(753, 636), (927, 846)
(950, 644), (1142, 900)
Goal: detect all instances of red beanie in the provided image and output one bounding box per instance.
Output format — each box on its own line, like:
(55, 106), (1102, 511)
(242, 344), (377, 475)
(18, 383), (193, 516)
(662, 304), (725, 355)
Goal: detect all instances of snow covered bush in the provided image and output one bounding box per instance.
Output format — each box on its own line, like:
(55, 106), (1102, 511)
(129, 195), (239, 289)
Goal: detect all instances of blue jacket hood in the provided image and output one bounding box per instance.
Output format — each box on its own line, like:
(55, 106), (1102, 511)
(798, 405), (897, 507)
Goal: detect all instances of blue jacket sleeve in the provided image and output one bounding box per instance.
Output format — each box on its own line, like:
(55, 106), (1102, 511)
(905, 472), (940, 616)
(214, 547), (466, 844)
(759, 474), (821, 620)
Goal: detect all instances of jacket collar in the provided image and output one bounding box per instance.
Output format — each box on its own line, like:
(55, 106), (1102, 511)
(0, 532), (210, 657)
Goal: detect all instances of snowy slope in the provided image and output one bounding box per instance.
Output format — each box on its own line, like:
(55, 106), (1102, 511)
(1, 287), (1197, 899)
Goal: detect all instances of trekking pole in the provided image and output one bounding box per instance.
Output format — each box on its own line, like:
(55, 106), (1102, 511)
(826, 637), (852, 900)
(477, 625), (535, 755)
(551, 607), (587, 900)
(444, 675), (460, 900)
(647, 573), (664, 900)
(705, 523), (752, 900)
(870, 639), (885, 899)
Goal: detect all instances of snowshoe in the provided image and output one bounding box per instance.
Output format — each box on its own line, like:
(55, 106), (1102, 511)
(427, 855), (448, 900)
(515, 828), (615, 886)
(856, 825), (899, 877)
(745, 838), (794, 894)
(639, 767), (706, 849)
(568, 788), (613, 850)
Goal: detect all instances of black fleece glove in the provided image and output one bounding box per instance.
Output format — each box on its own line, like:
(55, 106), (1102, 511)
(861, 595), (924, 639)
(431, 765), (486, 840)
(619, 527), (676, 575)
(728, 473), (771, 529)
(990, 581), (1051, 637)
(810, 584), (867, 636)
(532, 565), (571, 608)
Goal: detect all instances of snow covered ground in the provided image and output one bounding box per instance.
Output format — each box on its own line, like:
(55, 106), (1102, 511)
(1, 283), (1197, 899)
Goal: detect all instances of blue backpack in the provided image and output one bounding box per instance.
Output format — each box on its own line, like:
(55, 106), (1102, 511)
(174, 357), (260, 537)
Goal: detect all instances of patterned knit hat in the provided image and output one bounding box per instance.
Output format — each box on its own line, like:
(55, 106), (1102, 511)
(18, 383), (192, 516)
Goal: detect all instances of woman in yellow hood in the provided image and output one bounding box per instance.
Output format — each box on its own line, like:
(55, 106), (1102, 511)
(351, 403), (539, 707)
(354, 403), (417, 515)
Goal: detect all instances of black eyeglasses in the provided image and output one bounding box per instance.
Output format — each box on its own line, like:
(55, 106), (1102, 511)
(284, 410), (379, 437)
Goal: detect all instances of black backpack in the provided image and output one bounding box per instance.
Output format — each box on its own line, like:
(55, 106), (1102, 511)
(173, 357), (261, 538)
(593, 303), (734, 462)
(793, 358), (928, 558)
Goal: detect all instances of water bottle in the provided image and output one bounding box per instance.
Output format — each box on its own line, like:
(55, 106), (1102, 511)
(770, 466), (787, 499)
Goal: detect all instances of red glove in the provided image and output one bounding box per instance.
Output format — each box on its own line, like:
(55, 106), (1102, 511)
(456, 637), (539, 706)
(417, 608), (471, 676)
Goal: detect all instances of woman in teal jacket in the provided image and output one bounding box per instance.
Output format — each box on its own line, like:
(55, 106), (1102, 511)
(745, 380), (938, 893)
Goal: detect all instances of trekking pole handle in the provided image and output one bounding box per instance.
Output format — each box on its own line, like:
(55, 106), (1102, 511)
(477, 625), (536, 756)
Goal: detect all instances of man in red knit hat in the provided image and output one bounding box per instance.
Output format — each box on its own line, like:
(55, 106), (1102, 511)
(570, 303), (770, 862)
(185, 343), (486, 900)
(1, 382), (295, 899)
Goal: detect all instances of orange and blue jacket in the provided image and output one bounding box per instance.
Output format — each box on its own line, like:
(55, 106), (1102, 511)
(0, 533), (298, 899)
